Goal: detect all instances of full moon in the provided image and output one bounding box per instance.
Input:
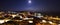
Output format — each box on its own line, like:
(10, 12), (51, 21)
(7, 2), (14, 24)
(28, 0), (31, 3)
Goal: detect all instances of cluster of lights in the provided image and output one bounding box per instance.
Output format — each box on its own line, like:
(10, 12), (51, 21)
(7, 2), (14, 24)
(37, 13), (43, 18)
(23, 18), (33, 20)
(42, 20), (54, 24)
(0, 19), (10, 24)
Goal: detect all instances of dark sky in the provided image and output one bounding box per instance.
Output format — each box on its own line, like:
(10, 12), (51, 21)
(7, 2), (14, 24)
(0, 0), (60, 15)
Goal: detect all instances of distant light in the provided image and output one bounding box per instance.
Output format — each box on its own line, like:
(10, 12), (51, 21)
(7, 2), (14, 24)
(37, 16), (43, 18)
(42, 20), (46, 23)
(58, 24), (60, 25)
(48, 21), (53, 24)
(29, 18), (33, 19)
(20, 16), (23, 18)
(5, 20), (10, 22)
(0, 20), (4, 24)
(38, 13), (41, 16)
(28, 0), (31, 3)
(23, 18), (29, 20)
(36, 13), (43, 18)
(29, 21), (33, 23)
(23, 18), (33, 20)
(12, 15), (16, 17)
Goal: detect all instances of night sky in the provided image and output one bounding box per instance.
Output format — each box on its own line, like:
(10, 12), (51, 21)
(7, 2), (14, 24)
(0, 0), (60, 15)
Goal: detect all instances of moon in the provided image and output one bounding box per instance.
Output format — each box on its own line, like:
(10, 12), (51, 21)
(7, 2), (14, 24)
(28, 0), (31, 3)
